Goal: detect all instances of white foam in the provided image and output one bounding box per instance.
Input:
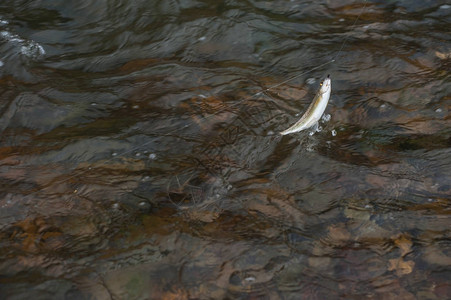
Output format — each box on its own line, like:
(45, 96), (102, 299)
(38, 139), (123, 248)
(1, 29), (45, 58)
(20, 42), (46, 57)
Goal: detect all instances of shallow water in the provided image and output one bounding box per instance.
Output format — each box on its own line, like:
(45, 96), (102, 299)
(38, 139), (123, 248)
(0, 0), (450, 299)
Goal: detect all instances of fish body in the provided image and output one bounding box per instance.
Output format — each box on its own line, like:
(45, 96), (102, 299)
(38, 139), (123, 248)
(280, 75), (331, 135)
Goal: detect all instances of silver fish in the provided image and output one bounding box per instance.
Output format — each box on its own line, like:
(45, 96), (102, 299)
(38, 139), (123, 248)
(280, 74), (331, 135)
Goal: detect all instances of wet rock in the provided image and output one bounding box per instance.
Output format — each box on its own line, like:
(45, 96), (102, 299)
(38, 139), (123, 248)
(307, 256), (332, 270)
(422, 246), (451, 266)
(392, 234), (413, 257)
(388, 257), (415, 276)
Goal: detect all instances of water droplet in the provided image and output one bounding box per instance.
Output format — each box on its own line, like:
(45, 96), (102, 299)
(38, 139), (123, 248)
(380, 104), (386, 108)
(135, 152), (141, 157)
(306, 78), (316, 85)
(227, 184), (233, 190)
(132, 105), (139, 109)
(339, 18), (345, 22)
(112, 203), (120, 209)
(149, 153), (156, 160)
(139, 201), (147, 206)
(245, 276), (256, 282)
(112, 152), (118, 156)
(91, 102), (97, 106)
(0, 61), (3, 67)
(435, 108), (442, 113)
(331, 129), (337, 136)
(198, 36), (206, 41)
(440, 4), (450, 9)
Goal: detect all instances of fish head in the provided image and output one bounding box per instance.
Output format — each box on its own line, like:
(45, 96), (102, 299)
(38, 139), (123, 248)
(319, 74), (331, 95)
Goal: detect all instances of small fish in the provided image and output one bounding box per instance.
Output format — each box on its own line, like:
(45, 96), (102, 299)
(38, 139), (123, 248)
(280, 74), (331, 135)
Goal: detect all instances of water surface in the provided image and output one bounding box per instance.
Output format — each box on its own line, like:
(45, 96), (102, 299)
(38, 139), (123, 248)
(0, 0), (450, 299)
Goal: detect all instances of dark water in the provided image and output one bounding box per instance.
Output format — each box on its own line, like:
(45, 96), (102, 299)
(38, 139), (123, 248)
(1, 0), (450, 299)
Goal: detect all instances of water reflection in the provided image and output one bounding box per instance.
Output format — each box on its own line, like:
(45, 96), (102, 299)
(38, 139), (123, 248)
(1, 0), (450, 299)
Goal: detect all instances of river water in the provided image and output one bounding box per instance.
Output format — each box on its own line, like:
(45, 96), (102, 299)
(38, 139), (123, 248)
(0, 0), (450, 299)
